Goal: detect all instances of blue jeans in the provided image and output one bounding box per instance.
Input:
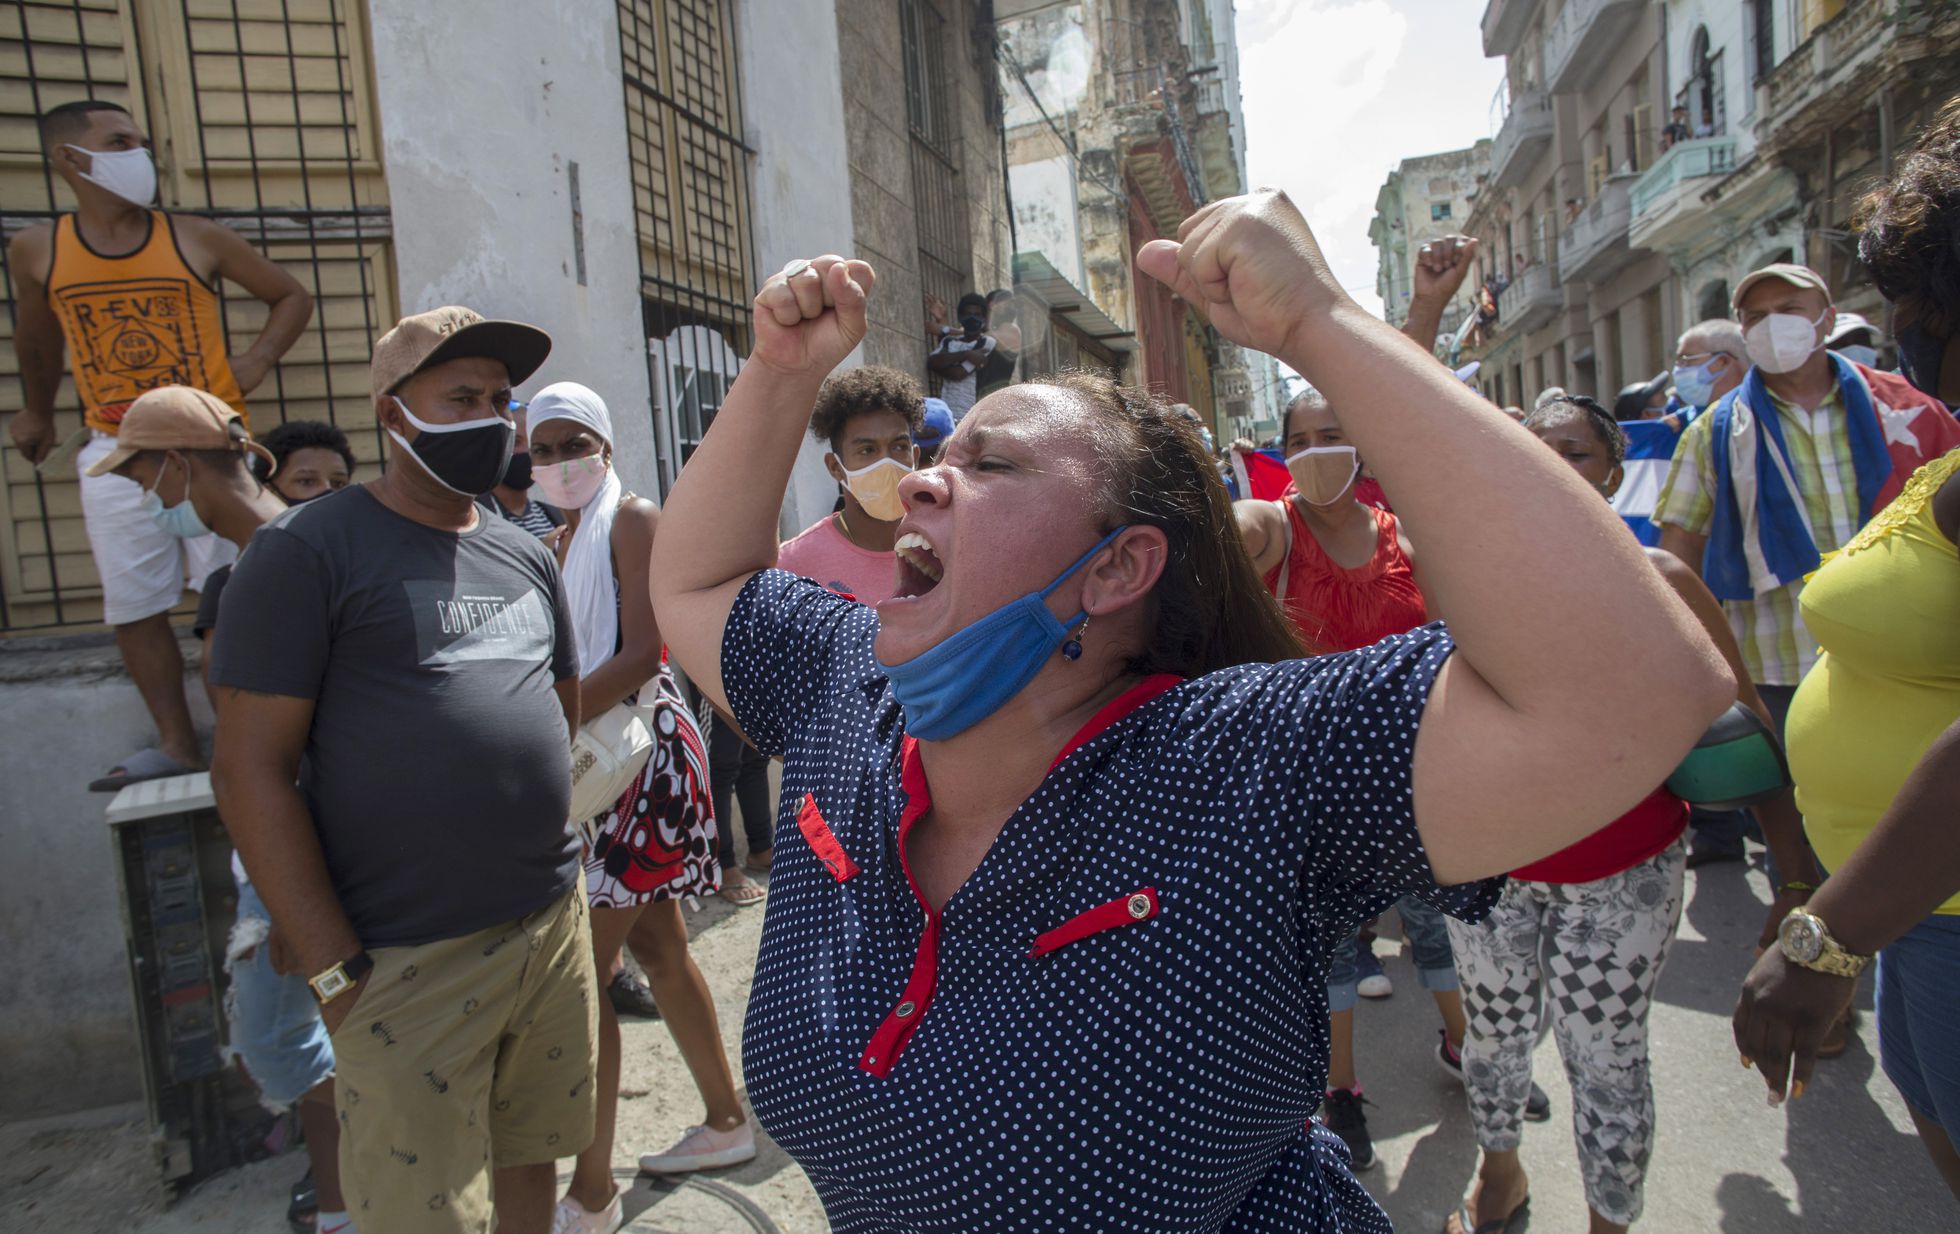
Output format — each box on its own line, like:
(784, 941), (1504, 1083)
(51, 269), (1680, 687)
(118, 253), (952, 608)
(1328, 896), (1458, 1013)
(223, 880), (335, 1110)
(1878, 913), (1960, 1131)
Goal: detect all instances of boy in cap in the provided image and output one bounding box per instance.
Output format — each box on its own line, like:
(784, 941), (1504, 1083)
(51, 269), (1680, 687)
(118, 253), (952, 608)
(209, 307), (595, 1234)
(94, 384), (352, 1233)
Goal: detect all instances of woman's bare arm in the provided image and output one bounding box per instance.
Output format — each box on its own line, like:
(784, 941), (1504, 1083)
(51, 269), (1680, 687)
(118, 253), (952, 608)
(1137, 192), (1732, 883)
(649, 257), (874, 712)
(580, 499), (664, 717)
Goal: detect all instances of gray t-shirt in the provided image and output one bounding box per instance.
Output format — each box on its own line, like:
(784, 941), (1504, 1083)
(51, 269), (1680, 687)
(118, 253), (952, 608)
(210, 486), (580, 947)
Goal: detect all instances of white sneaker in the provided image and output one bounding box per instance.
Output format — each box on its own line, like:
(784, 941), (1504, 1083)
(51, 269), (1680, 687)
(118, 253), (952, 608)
(638, 1120), (757, 1174)
(552, 1190), (624, 1234)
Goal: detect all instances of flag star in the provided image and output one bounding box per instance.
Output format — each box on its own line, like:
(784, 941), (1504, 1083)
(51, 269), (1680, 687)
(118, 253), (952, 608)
(1879, 403), (1924, 449)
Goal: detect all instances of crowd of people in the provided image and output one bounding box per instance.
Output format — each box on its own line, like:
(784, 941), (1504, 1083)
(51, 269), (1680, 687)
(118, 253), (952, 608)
(10, 89), (1960, 1234)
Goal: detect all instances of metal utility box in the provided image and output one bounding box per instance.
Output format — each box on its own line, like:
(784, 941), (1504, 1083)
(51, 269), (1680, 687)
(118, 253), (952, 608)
(106, 773), (267, 1199)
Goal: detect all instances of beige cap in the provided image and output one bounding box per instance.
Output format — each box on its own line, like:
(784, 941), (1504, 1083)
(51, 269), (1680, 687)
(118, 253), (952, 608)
(85, 385), (275, 477)
(369, 306), (551, 401)
(1732, 263), (1832, 312)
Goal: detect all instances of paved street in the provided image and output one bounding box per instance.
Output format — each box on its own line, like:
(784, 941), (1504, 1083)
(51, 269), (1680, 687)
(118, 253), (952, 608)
(5, 847), (1948, 1233)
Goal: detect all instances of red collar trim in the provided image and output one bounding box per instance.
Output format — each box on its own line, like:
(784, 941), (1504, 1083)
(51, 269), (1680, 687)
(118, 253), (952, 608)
(1047, 673), (1182, 772)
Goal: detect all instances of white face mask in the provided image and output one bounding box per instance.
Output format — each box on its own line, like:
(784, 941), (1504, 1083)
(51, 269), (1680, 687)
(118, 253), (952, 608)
(839, 456), (910, 522)
(1744, 310), (1829, 375)
(1285, 445), (1361, 507)
(64, 144), (156, 208)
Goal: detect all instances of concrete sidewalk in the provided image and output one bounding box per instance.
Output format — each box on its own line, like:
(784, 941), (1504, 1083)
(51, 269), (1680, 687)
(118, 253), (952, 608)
(5, 852), (1948, 1232)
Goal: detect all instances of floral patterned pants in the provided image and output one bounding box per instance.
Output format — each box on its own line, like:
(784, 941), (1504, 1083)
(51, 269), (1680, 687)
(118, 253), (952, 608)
(1444, 838), (1686, 1226)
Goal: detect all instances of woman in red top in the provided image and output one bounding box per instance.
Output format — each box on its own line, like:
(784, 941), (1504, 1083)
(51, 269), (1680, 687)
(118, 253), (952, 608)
(1441, 395), (1774, 1234)
(1234, 392), (1530, 1173)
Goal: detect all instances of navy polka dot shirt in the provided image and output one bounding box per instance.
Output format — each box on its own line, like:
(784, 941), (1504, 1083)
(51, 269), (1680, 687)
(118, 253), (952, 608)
(723, 570), (1500, 1232)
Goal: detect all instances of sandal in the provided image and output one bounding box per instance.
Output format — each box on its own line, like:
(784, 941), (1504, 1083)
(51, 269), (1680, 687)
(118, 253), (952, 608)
(89, 747), (200, 793)
(717, 877), (767, 908)
(1817, 1008), (1855, 1059)
(1443, 1195), (1529, 1234)
(287, 1168), (317, 1232)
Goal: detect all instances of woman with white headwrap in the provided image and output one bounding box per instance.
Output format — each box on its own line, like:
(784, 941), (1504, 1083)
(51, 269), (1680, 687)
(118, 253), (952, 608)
(525, 382), (755, 1229)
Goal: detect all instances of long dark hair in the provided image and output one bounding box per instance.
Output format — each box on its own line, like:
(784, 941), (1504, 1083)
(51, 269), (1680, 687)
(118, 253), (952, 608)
(1035, 371), (1306, 675)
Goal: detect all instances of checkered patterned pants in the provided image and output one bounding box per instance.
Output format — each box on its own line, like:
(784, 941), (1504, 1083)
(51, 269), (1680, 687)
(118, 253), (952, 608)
(1444, 839), (1686, 1226)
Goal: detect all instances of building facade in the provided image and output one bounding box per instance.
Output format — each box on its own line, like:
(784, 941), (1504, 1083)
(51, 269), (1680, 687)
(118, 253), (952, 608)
(0, 0), (1010, 1117)
(997, 0), (1259, 444)
(1462, 0), (1959, 409)
(1369, 141), (1493, 345)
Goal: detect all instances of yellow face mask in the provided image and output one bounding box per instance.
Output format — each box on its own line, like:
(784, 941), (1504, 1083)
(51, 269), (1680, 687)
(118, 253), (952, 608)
(1286, 445), (1360, 507)
(841, 456), (910, 522)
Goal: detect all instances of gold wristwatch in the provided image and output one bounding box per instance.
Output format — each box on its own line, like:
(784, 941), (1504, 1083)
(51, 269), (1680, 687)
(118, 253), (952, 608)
(308, 950), (374, 1005)
(1777, 908), (1871, 978)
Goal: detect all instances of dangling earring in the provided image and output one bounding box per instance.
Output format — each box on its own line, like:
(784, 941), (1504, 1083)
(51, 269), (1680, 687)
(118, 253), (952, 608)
(1062, 616), (1089, 661)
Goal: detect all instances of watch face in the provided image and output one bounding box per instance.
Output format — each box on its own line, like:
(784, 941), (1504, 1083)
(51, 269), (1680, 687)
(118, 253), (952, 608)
(313, 967), (350, 1000)
(1782, 915), (1825, 964)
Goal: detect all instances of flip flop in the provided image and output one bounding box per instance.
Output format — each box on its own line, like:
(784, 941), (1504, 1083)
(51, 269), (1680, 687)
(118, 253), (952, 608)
(1444, 1195), (1529, 1234)
(89, 748), (199, 793)
(717, 880), (767, 908)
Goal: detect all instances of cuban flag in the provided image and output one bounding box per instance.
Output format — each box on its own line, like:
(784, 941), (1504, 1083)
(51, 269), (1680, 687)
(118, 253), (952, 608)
(1614, 419), (1684, 545)
(1227, 448), (1293, 501)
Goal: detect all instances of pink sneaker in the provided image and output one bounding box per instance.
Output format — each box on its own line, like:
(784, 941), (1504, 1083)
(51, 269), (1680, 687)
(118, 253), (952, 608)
(552, 1189), (623, 1234)
(637, 1120), (757, 1174)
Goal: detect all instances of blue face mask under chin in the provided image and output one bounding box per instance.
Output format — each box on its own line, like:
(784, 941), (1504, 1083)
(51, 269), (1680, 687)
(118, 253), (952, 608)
(879, 526), (1128, 741)
(141, 455), (211, 540)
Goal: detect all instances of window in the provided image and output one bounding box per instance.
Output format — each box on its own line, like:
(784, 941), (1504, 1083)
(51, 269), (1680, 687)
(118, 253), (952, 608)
(617, 0), (756, 491)
(901, 0), (972, 365)
(1752, 0), (1776, 84)
(1431, 202), (1453, 221)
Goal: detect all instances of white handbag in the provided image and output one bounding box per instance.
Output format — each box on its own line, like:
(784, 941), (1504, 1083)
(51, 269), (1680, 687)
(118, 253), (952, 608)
(568, 698), (657, 825)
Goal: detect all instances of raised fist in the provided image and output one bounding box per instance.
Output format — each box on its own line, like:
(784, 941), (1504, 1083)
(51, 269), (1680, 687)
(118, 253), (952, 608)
(1134, 190), (1348, 361)
(1413, 235), (1479, 305)
(751, 256), (877, 379)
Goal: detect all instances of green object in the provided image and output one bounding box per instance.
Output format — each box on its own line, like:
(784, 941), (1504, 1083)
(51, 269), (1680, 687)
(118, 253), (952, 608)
(1666, 701), (1792, 809)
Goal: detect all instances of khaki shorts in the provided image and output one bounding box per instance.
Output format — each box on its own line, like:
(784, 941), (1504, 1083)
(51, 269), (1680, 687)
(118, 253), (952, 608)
(330, 889), (597, 1234)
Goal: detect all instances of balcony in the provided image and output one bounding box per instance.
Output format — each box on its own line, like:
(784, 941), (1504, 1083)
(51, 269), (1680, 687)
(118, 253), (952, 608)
(1757, 0), (1895, 146)
(1480, 0), (1544, 57)
(1628, 136), (1739, 252)
(1557, 174), (1639, 283)
(1497, 260), (1561, 336)
(1544, 0), (1646, 95)
(1489, 85), (1555, 190)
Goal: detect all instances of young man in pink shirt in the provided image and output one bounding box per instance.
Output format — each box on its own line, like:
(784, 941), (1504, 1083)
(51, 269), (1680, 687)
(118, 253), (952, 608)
(777, 366), (923, 603)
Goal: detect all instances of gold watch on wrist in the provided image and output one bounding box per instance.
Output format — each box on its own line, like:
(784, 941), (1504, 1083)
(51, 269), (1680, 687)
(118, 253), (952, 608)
(308, 950), (374, 1006)
(1777, 908), (1871, 978)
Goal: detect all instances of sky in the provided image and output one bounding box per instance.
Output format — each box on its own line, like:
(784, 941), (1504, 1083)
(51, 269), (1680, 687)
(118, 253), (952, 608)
(1236, 0), (1506, 320)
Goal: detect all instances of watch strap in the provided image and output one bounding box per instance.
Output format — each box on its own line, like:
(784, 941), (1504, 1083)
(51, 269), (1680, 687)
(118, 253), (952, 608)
(343, 950), (374, 983)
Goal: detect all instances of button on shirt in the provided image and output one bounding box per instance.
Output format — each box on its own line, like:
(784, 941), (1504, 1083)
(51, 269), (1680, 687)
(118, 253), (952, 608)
(722, 570), (1498, 1232)
(1654, 385), (1860, 685)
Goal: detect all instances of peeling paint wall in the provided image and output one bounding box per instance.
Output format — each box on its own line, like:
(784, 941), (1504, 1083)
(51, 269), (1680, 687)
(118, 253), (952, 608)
(367, 0), (657, 496)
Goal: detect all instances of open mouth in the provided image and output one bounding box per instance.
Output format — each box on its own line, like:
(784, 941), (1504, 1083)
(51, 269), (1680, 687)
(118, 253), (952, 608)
(892, 531), (944, 599)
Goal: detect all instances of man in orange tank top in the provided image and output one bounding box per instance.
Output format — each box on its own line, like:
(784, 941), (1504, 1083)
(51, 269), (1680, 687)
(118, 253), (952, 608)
(7, 100), (312, 790)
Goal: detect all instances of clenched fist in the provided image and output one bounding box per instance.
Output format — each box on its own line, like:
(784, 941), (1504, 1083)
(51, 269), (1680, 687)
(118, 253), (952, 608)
(751, 255), (877, 381)
(1134, 190), (1349, 362)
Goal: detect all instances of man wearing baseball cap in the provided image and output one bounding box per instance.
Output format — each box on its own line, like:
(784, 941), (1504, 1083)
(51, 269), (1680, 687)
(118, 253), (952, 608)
(1654, 263), (1960, 873)
(210, 307), (597, 1234)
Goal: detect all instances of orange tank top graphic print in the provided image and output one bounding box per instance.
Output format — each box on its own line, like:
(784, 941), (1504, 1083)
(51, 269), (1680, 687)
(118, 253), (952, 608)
(46, 211), (246, 434)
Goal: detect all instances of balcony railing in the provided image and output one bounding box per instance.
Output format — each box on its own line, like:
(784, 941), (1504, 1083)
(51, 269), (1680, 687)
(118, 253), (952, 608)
(1760, 0), (1894, 133)
(1629, 135), (1738, 223)
(1557, 174), (1637, 283)
(1490, 85), (1555, 189)
(1544, 0), (1644, 94)
(1496, 260), (1561, 335)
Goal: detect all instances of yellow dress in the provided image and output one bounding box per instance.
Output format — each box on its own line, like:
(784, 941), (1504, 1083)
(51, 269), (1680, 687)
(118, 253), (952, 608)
(1787, 447), (1960, 914)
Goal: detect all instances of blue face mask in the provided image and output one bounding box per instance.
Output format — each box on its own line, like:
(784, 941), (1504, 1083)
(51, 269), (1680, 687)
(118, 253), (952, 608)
(879, 526), (1127, 741)
(140, 455), (210, 539)
(1671, 354), (1729, 409)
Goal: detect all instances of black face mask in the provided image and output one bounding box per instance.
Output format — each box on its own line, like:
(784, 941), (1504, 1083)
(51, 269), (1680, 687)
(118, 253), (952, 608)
(1897, 321), (1948, 402)
(960, 314), (986, 340)
(389, 397), (516, 497)
(502, 451), (535, 491)
(280, 488), (333, 508)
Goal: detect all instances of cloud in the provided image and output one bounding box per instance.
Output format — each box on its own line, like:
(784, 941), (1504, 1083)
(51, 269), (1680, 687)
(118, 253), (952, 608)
(1238, 0), (1504, 319)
